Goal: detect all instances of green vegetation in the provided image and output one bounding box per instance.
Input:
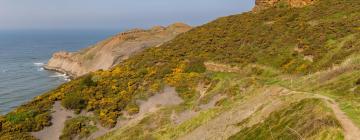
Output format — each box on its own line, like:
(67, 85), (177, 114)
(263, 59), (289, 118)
(228, 99), (343, 140)
(61, 93), (87, 112)
(274, 54), (360, 128)
(60, 116), (98, 140)
(98, 71), (256, 140)
(1, 0), (360, 139)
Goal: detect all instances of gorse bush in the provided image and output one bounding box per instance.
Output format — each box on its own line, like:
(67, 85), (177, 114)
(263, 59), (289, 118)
(61, 93), (87, 110)
(82, 75), (96, 87)
(184, 58), (207, 73)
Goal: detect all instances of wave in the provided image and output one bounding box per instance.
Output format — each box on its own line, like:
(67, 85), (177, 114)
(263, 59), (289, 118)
(33, 62), (45, 67)
(34, 62), (45, 72)
(37, 67), (44, 72)
(50, 72), (71, 81)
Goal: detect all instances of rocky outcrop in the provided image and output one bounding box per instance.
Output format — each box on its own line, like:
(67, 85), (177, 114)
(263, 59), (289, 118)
(253, 0), (316, 12)
(44, 23), (192, 78)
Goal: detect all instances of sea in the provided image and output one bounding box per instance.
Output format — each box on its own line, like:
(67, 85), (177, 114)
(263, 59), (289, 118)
(0, 30), (117, 114)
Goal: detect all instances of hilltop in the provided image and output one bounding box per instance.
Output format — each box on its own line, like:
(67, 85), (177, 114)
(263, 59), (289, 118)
(1, 0), (360, 139)
(253, 0), (316, 12)
(44, 23), (191, 78)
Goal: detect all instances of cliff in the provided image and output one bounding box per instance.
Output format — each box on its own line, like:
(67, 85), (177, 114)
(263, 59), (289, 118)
(44, 23), (192, 78)
(253, 0), (316, 12)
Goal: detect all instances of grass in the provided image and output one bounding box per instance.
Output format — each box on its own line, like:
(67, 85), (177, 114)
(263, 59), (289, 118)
(276, 59), (360, 128)
(98, 58), (360, 139)
(99, 67), (351, 140)
(228, 98), (344, 140)
(311, 73), (360, 128)
(155, 108), (222, 140)
(99, 72), (255, 140)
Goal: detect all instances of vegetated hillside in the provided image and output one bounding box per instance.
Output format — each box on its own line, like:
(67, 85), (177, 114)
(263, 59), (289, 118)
(253, 0), (316, 12)
(1, 0), (360, 139)
(44, 23), (191, 78)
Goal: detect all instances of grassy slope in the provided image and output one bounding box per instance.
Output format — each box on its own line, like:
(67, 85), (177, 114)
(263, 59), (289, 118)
(228, 99), (343, 140)
(278, 55), (360, 127)
(1, 0), (360, 139)
(99, 69), (345, 140)
(97, 72), (251, 139)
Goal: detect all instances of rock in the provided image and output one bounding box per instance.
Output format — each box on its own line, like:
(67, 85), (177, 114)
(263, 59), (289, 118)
(253, 0), (316, 12)
(44, 23), (192, 78)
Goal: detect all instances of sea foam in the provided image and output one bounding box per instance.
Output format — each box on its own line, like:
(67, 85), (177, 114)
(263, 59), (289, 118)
(33, 62), (45, 67)
(37, 67), (44, 72)
(50, 72), (71, 81)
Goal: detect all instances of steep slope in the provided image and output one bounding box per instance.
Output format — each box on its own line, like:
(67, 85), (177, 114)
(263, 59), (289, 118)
(44, 23), (192, 78)
(1, 0), (360, 139)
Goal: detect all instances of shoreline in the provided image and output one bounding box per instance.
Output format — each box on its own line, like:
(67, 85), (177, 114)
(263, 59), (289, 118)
(43, 65), (76, 80)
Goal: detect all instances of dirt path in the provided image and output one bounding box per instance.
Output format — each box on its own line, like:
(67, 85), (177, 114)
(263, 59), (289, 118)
(178, 87), (290, 140)
(314, 94), (360, 140)
(32, 102), (75, 140)
(137, 86), (183, 114)
(178, 85), (360, 140)
(278, 88), (360, 140)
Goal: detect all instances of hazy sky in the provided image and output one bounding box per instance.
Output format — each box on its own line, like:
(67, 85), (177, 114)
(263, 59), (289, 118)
(0, 0), (254, 30)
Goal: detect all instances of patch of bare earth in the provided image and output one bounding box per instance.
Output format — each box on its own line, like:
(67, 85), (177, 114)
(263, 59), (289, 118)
(31, 86), (183, 140)
(197, 82), (211, 99)
(32, 102), (76, 140)
(171, 110), (198, 125)
(171, 93), (226, 125)
(91, 86), (183, 139)
(199, 94), (226, 110)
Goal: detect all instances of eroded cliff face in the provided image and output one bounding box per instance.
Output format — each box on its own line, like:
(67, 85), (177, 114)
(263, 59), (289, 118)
(44, 23), (192, 78)
(253, 0), (316, 12)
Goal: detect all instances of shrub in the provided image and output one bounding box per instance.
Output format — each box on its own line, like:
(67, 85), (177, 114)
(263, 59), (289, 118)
(175, 86), (198, 101)
(125, 103), (140, 115)
(355, 78), (360, 85)
(61, 94), (86, 110)
(82, 75), (96, 87)
(6, 111), (35, 124)
(184, 58), (206, 73)
(60, 116), (97, 140)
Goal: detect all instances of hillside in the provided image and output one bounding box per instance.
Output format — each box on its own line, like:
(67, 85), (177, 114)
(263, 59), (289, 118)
(1, 0), (360, 139)
(44, 23), (192, 78)
(253, 0), (316, 12)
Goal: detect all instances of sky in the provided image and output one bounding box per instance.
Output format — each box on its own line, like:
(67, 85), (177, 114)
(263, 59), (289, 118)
(0, 0), (255, 30)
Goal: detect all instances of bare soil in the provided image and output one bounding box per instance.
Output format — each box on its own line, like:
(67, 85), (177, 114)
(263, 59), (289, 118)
(32, 102), (75, 140)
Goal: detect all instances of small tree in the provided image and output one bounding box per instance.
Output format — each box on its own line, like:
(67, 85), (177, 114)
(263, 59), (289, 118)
(62, 93), (86, 110)
(184, 58), (206, 73)
(82, 75), (96, 87)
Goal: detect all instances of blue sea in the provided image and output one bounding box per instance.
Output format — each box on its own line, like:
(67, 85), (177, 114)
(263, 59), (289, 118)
(0, 30), (117, 114)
